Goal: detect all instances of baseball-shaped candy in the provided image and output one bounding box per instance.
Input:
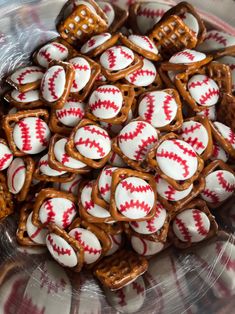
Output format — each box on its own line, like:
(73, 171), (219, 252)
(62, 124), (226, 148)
(211, 142), (229, 162)
(46, 233), (78, 267)
(156, 139), (198, 180)
(180, 12), (199, 35)
(10, 89), (40, 103)
(188, 74), (220, 106)
(105, 233), (122, 256)
(105, 276), (146, 314)
(118, 121), (158, 161)
(26, 212), (47, 245)
(55, 97), (85, 127)
(36, 42), (69, 68)
(169, 49), (206, 64)
(88, 85), (123, 119)
(201, 170), (235, 204)
(196, 105), (217, 121)
(198, 30), (235, 52)
(80, 181), (112, 219)
(0, 142), (13, 171)
(74, 125), (111, 159)
(41, 65), (66, 102)
(138, 91), (178, 128)
(53, 174), (82, 195)
(69, 57), (91, 93)
(213, 121), (235, 150)
(9, 66), (44, 86)
(39, 154), (67, 177)
(173, 208), (210, 242)
(128, 35), (158, 54)
(131, 236), (164, 256)
(108, 151), (126, 167)
(115, 177), (155, 219)
(180, 120), (209, 155)
(39, 197), (76, 229)
(13, 117), (50, 154)
(100, 45), (134, 71)
(98, 166), (117, 203)
(98, 2), (115, 26)
(130, 201), (167, 234)
(155, 174), (193, 201)
(217, 56), (235, 91)
(7, 158), (26, 194)
(125, 58), (157, 87)
(54, 138), (86, 169)
(81, 33), (112, 54)
(69, 227), (102, 264)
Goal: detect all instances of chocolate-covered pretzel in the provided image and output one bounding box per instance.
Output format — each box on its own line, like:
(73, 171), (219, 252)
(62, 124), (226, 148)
(0, 173), (14, 220)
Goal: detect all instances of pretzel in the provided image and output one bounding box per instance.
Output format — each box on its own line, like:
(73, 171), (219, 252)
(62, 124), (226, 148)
(66, 119), (111, 169)
(32, 188), (77, 228)
(47, 223), (84, 272)
(40, 60), (75, 109)
(0, 173), (14, 221)
(4, 89), (44, 110)
(217, 93), (235, 132)
(57, 4), (108, 45)
(48, 134), (91, 174)
(108, 4), (129, 33)
(137, 88), (183, 132)
(2, 109), (49, 156)
(148, 15), (197, 58)
(168, 199), (218, 249)
(147, 132), (204, 191)
(93, 248), (148, 290)
(97, 221), (123, 235)
(175, 62), (232, 112)
(109, 168), (157, 222)
(86, 83), (135, 124)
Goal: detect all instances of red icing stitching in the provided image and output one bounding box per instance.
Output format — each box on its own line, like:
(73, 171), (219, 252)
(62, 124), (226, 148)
(87, 38), (96, 47)
(119, 200), (151, 214)
(17, 92), (26, 101)
(62, 204), (76, 228)
(217, 171), (235, 192)
(164, 185), (176, 201)
(132, 281), (144, 295)
(72, 64), (89, 71)
(56, 107), (84, 120)
(30, 226), (43, 240)
(228, 129), (235, 145)
(68, 177), (81, 193)
(181, 123), (201, 135)
(11, 165), (25, 192)
(52, 42), (67, 53)
(174, 50), (195, 61)
(175, 217), (191, 242)
(90, 99), (119, 112)
(84, 200), (94, 212)
(128, 69), (156, 84)
(35, 118), (48, 147)
(106, 49), (116, 68)
(18, 120), (32, 151)
(104, 168), (113, 176)
(118, 122), (146, 142)
(74, 231), (102, 255)
(202, 188), (219, 203)
(163, 95), (173, 121)
(83, 125), (109, 138)
(48, 68), (63, 100)
(99, 183), (110, 196)
(39, 159), (48, 167)
(142, 36), (154, 49)
(119, 46), (133, 60)
(205, 32), (227, 46)
(75, 138), (106, 157)
(47, 234), (71, 256)
(17, 68), (43, 85)
(44, 199), (56, 224)
(134, 135), (157, 161)
(138, 8), (165, 19)
(212, 142), (220, 158)
(39, 50), (51, 63)
(61, 153), (69, 164)
(199, 88), (219, 105)
(120, 180), (151, 193)
(188, 76), (210, 89)
(215, 242), (235, 271)
(192, 209), (209, 236)
(144, 93), (155, 122)
(0, 153), (12, 170)
(116, 289), (127, 307)
(172, 139), (196, 157)
(96, 86), (120, 94)
(184, 136), (205, 151)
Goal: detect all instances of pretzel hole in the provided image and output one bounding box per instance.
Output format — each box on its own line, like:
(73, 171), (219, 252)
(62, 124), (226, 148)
(64, 29), (69, 34)
(88, 18), (94, 24)
(77, 30), (82, 36)
(82, 24), (88, 30)
(74, 16), (80, 22)
(81, 10), (86, 16)
(69, 23), (75, 29)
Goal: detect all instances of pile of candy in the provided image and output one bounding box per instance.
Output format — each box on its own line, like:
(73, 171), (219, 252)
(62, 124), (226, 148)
(0, 0), (235, 292)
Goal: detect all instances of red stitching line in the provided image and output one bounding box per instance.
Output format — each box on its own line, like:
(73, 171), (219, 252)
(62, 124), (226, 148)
(138, 8), (165, 19)
(30, 226), (43, 240)
(116, 289), (127, 307)
(132, 281), (144, 294)
(0, 153), (12, 170)
(202, 188), (219, 203)
(146, 205), (161, 233)
(188, 76), (210, 89)
(134, 135), (157, 161)
(83, 125), (109, 138)
(48, 68), (63, 100)
(56, 107), (84, 119)
(212, 142), (220, 158)
(74, 231), (102, 255)
(118, 46), (133, 60)
(75, 138), (105, 157)
(192, 209), (208, 236)
(119, 200), (151, 213)
(87, 38), (96, 47)
(52, 42), (67, 53)
(96, 86), (120, 94)
(184, 136), (205, 151)
(47, 234), (71, 256)
(84, 200), (94, 211)
(144, 93), (155, 122)
(100, 183), (110, 196)
(205, 32), (227, 46)
(35, 118), (48, 147)
(175, 217), (191, 242)
(39, 50), (51, 63)
(120, 180), (152, 193)
(17, 68), (43, 85)
(68, 177), (81, 193)
(61, 153), (69, 164)
(164, 185), (176, 201)
(90, 99), (119, 112)
(106, 49), (116, 69)
(18, 120), (32, 151)
(118, 121), (146, 142)
(44, 199), (56, 223)
(17, 92), (26, 101)
(199, 88), (219, 105)
(215, 242), (235, 271)
(163, 95), (173, 121)
(172, 139), (196, 157)
(174, 51), (195, 61)
(181, 123), (201, 135)
(11, 165), (25, 192)
(104, 168), (113, 176)
(142, 36), (154, 49)
(157, 150), (190, 178)
(72, 64), (89, 71)
(128, 69), (156, 84)
(62, 204), (76, 228)
(217, 171), (235, 192)
(228, 129), (235, 145)
(39, 160), (48, 167)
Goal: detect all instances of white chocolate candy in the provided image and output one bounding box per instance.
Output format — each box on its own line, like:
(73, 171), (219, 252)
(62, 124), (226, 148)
(74, 125), (111, 159)
(10, 66), (44, 85)
(26, 212), (48, 245)
(69, 57), (91, 92)
(54, 138), (86, 169)
(98, 166), (117, 203)
(125, 58), (157, 87)
(198, 30), (235, 52)
(0, 142), (13, 171)
(180, 12), (199, 35)
(155, 174), (193, 201)
(39, 197), (76, 228)
(105, 233), (122, 256)
(81, 33), (112, 54)
(201, 170), (235, 204)
(39, 154), (67, 177)
(131, 236), (164, 256)
(46, 233), (78, 267)
(196, 105), (217, 121)
(41, 65), (66, 102)
(88, 85), (123, 119)
(210, 141), (229, 162)
(217, 56), (235, 91)
(69, 227), (102, 264)
(36, 42), (69, 68)
(13, 117), (50, 154)
(128, 35), (158, 54)
(188, 74), (220, 106)
(115, 176), (155, 219)
(53, 174), (82, 195)
(138, 91), (178, 128)
(169, 49), (206, 64)
(98, 2), (115, 26)
(7, 158), (26, 194)
(130, 201), (166, 234)
(180, 120), (209, 155)
(156, 139), (198, 180)
(100, 45), (134, 71)
(118, 120), (158, 161)
(173, 208), (210, 242)
(11, 89), (40, 103)
(213, 121), (235, 150)
(55, 97), (85, 127)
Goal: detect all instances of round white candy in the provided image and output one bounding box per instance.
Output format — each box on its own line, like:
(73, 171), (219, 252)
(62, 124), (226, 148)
(39, 153), (66, 177)
(169, 49), (206, 64)
(0, 143), (13, 171)
(138, 91), (178, 128)
(13, 117), (50, 154)
(210, 141), (229, 162)
(69, 227), (102, 264)
(196, 105), (217, 121)
(131, 236), (164, 256)
(128, 35), (158, 54)
(10, 66), (44, 85)
(37, 42), (69, 68)
(69, 57), (91, 92)
(7, 158), (26, 194)
(11, 89), (40, 103)
(105, 233), (122, 256)
(98, 2), (115, 26)
(98, 166), (117, 203)
(198, 30), (235, 52)
(53, 174), (82, 195)
(100, 46), (134, 71)
(213, 121), (235, 150)
(55, 97), (85, 127)
(26, 212), (47, 245)
(74, 125), (111, 159)
(115, 177), (155, 219)
(81, 33), (112, 54)
(188, 74), (220, 106)
(118, 120), (158, 161)
(180, 12), (199, 35)
(173, 208), (210, 242)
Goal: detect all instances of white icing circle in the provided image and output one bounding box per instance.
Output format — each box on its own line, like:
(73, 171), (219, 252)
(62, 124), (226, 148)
(128, 35), (158, 54)
(26, 212), (47, 245)
(105, 233), (122, 256)
(10, 66), (44, 85)
(53, 174), (82, 195)
(198, 30), (235, 52)
(100, 46), (134, 71)
(211, 141), (229, 162)
(81, 33), (112, 54)
(37, 42), (69, 68)
(98, 2), (115, 26)
(7, 158), (26, 194)
(0, 143), (13, 171)
(11, 89), (40, 103)
(55, 97), (85, 127)
(180, 12), (199, 35)
(169, 49), (206, 64)
(98, 166), (117, 203)
(39, 153), (67, 177)
(69, 57), (91, 92)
